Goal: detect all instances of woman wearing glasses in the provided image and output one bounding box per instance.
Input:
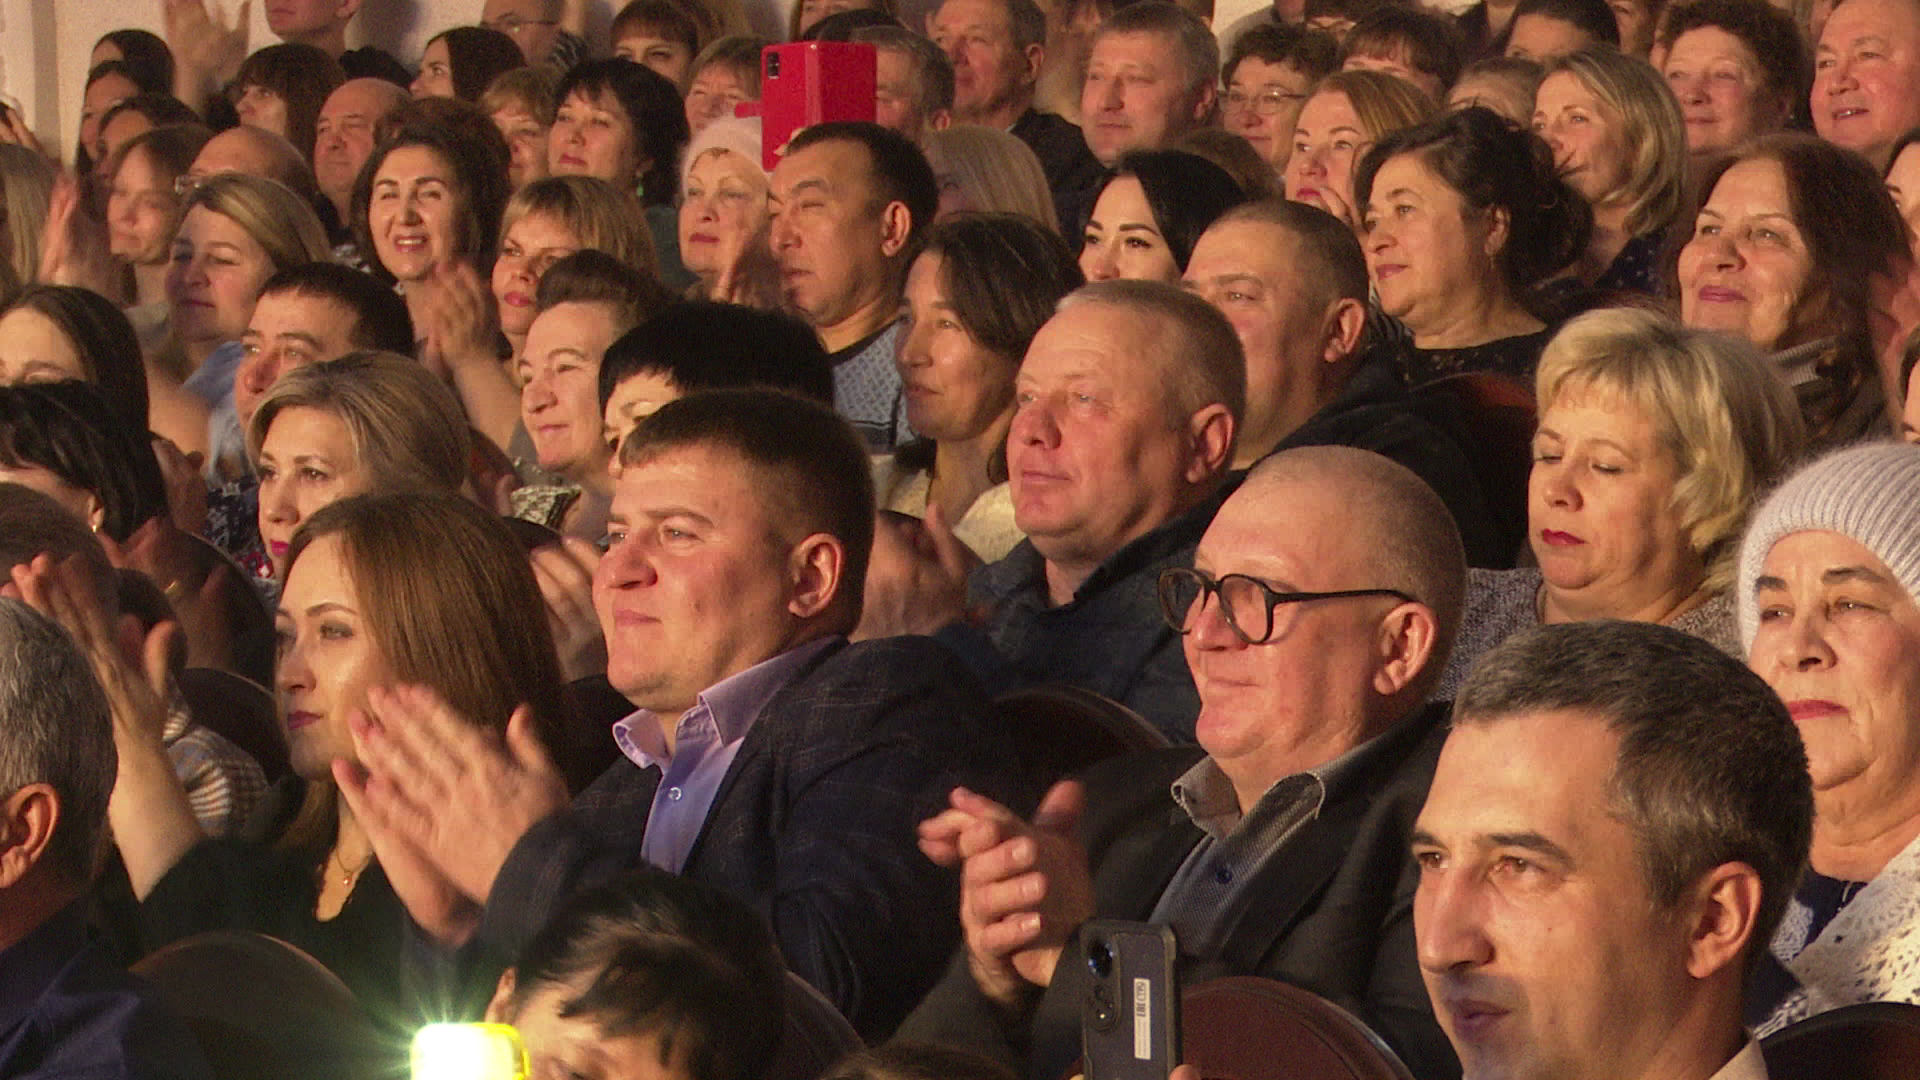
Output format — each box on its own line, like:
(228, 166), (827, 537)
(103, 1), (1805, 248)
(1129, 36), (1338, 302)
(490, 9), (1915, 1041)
(1432, 306), (1804, 699)
(1219, 24), (1338, 181)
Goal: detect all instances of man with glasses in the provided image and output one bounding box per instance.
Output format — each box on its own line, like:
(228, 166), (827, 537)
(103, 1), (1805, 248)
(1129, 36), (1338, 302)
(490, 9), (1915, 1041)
(481, 0), (581, 67)
(896, 444), (1467, 1080)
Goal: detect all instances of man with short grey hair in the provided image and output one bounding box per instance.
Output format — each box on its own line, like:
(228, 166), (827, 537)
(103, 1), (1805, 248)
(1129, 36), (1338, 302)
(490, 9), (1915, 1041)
(856, 26), (957, 142)
(0, 597), (213, 1078)
(1415, 621), (1813, 1080)
(1079, 1), (1219, 166)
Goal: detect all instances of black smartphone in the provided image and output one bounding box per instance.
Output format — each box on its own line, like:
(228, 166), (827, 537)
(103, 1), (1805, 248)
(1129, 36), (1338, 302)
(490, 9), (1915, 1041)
(1079, 920), (1179, 1080)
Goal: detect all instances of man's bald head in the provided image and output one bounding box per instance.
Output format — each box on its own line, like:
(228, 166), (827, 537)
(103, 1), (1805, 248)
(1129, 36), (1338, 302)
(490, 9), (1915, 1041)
(191, 125), (312, 189)
(315, 79), (407, 213)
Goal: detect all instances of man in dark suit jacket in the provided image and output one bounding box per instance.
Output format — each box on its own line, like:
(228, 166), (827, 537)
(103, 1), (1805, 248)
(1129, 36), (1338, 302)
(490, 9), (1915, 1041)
(896, 446), (1468, 1080)
(338, 390), (1021, 1042)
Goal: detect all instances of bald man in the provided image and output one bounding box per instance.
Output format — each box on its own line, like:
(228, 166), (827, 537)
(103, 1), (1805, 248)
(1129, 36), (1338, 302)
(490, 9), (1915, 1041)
(314, 78), (407, 223)
(897, 446), (1466, 1080)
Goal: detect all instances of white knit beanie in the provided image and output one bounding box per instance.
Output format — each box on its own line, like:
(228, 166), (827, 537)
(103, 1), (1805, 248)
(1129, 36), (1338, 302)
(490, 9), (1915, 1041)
(679, 116), (766, 189)
(1736, 441), (1920, 649)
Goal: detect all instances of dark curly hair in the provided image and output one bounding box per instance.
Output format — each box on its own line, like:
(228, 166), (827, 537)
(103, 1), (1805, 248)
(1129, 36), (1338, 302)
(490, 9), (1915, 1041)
(1658, 0), (1809, 130)
(351, 98), (512, 282)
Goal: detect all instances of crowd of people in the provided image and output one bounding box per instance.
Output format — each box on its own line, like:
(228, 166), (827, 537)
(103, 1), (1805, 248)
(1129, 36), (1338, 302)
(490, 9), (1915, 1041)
(2, 0), (1920, 1075)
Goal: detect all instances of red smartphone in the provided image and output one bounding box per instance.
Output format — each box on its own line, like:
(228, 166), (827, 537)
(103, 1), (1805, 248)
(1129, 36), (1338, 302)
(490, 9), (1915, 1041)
(757, 41), (877, 171)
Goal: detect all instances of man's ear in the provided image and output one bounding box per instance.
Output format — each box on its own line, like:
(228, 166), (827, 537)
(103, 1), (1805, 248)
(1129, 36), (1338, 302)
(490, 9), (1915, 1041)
(930, 108), (954, 131)
(335, 0), (362, 21)
(1371, 602), (1437, 697)
(1189, 81), (1218, 124)
(1021, 42), (1046, 85)
(0, 784), (59, 890)
(787, 532), (846, 621)
(1320, 296), (1368, 367)
(879, 199), (915, 258)
(483, 968), (517, 1025)
(1684, 862), (1763, 981)
(1184, 402), (1236, 484)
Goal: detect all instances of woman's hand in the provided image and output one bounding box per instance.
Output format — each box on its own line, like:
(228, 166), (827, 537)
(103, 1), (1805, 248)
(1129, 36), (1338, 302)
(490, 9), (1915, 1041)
(38, 173), (121, 299)
(530, 538), (605, 683)
(413, 262), (522, 452)
(0, 102), (49, 162)
(152, 436), (210, 538)
(712, 219), (781, 308)
(165, 0), (250, 107)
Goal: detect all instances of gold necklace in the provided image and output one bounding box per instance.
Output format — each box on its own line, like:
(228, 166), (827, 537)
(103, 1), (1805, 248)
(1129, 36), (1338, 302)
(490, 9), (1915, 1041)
(328, 847), (373, 889)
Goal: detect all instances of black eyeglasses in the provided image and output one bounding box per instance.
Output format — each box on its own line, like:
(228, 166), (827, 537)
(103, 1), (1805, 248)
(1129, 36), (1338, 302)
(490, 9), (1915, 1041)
(1156, 567), (1415, 645)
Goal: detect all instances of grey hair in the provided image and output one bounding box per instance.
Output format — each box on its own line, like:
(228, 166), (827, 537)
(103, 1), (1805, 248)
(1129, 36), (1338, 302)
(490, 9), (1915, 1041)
(1055, 279), (1246, 435)
(855, 26), (958, 119)
(1454, 620), (1813, 970)
(1092, 1), (1220, 96)
(0, 598), (116, 888)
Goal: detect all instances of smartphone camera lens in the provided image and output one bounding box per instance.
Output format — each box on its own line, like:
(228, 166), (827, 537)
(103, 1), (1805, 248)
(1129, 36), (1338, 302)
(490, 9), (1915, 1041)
(1087, 940), (1112, 980)
(765, 52), (780, 77)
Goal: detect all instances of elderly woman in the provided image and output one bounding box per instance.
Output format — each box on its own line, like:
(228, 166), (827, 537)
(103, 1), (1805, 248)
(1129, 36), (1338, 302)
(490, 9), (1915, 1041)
(677, 116), (778, 307)
(923, 126), (1059, 232)
(1357, 106), (1590, 387)
(1533, 47), (1687, 295)
(1435, 306), (1805, 699)
(1285, 69), (1435, 230)
(1080, 150), (1246, 284)
(878, 213), (1083, 563)
(482, 66), (562, 193)
(495, 175), (656, 364)
(1657, 0), (1807, 171)
(683, 35), (765, 135)
(1220, 24), (1340, 180)
(1740, 442), (1920, 1032)
(1676, 133), (1909, 452)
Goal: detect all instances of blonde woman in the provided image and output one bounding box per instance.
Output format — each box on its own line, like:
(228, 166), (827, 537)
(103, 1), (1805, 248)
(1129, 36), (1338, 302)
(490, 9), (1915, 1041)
(1285, 69), (1435, 229)
(677, 116), (780, 308)
(923, 125), (1060, 232)
(1435, 306), (1806, 698)
(0, 145), (54, 293)
(494, 175), (657, 363)
(1533, 46), (1688, 293)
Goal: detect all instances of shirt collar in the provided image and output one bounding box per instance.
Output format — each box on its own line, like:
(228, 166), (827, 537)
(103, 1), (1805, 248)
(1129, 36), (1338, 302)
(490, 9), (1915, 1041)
(0, 902), (88, 1035)
(614, 637), (840, 769)
(1169, 720), (1393, 839)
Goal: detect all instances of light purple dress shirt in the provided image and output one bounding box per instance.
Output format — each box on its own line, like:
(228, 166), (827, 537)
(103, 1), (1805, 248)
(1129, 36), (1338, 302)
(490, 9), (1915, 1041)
(611, 637), (839, 873)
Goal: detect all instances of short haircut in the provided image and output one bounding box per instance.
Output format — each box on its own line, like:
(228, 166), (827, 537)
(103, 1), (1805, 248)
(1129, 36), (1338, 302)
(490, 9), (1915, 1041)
(787, 122), (939, 249)
(1056, 279), (1247, 433)
(1454, 620), (1814, 970)
(598, 303), (836, 408)
(0, 597), (116, 889)
(231, 43), (348, 163)
(1356, 105), (1591, 293)
(257, 262), (416, 356)
(823, 1044), (1019, 1080)
(1342, 6), (1466, 90)
(1313, 68), (1438, 147)
(554, 58), (690, 209)
(612, 0), (703, 55)
(922, 213), (1084, 361)
(508, 870), (787, 1080)
(501, 174), (659, 278)
(1093, 1), (1219, 95)
(353, 101), (513, 278)
(855, 25), (958, 119)
(1103, 149), (1247, 271)
(248, 352), (471, 497)
(174, 172), (333, 278)
(1658, 0), (1808, 122)
(1223, 22), (1341, 87)
(534, 249), (677, 328)
(1246, 445), (1467, 692)
(480, 65), (563, 127)
(688, 35), (767, 97)
(922, 126), (1058, 231)
(617, 389), (875, 631)
(1169, 127), (1284, 201)
(430, 26), (529, 103)
(800, 8), (902, 41)
(0, 381), (169, 543)
(1211, 198), (1370, 312)
(1507, 0), (1621, 48)
(1538, 307), (1805, 591)
(1002, 0), (1049, 51)
(2, 285), (150, 435)
(1542, 47), (1685, 238)
(1452, 54), (1545, 107)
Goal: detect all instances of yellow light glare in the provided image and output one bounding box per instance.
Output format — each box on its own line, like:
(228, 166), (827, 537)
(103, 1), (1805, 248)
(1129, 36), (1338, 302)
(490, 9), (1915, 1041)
(410, 1022), (529, 1080)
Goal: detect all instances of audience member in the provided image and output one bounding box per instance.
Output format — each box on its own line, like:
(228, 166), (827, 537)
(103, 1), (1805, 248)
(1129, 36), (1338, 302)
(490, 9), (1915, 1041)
(677, 118), (777, 307)
(1739, 442), (1920, 1031)
(548, 58), (692, 286)
(78, 62), (150, 192)
(229, 44), (348, 168)
(857, 26), (959, 141)
(94, 94), (201, 190)
(184, 126), (336, 239)
(769, 121), (937, 449)
(1812, 0), (1920, 169)
(1436, 307), (1805, 698)
(1182, 200), (1505, 565)
(248, 353), (471, 577)
(1421, 620), (1812, 1080)
(825, 1044), (1018, 1080)
(898, 445), (1466, 1080)
(0, 381), (168, 543)
(495, 175), (657, 367)
(412, 26), (527, 103)
(612, 0), (704, 84)
(0, 285), (151, 437)
(485, 870), (788, 1080)
(1356, 106), (1590, 387)
(482, 0), (582, 67)
(596, 302), (836, 450)
(1081, 149), (1245, 282)
(314, 79), (409, 230)
(1079, 3), (1219, 170)
(1675, 133), (1908, 450)
(876, 213), (1081, 564)
(338, 389), (1023, 1042)
(1502, 0), (1621, 61)
(682, 36), (764, 135)
(1285, 69), (1436, 229)
(793, 0), (897, 39)
(1533, 47), (1686, 295)
(0, 146), (51, 295)
(1656, 0), (1807, 168)
(1445, 54), (1544, 124)
(482, 66), (563, 193)
(1341, 5), (1466, 99)
(1168, 126), (1284, 200)
(91, 28), (176, 94)
(1886, 126), (1920, 236)
(1220, 23), (1339, 178)
(923, 125), (1060, 229)
(0, 593), (214, 1079)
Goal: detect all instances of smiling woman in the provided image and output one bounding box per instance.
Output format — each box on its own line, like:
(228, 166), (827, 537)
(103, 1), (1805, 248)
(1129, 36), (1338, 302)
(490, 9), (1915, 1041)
(351, 113), (512, 286)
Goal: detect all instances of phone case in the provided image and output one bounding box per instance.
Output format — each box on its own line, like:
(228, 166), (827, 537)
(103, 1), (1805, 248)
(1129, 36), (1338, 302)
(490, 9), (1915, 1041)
(1080, 920), (1180, 1080)
(757, 41), (878, 170)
